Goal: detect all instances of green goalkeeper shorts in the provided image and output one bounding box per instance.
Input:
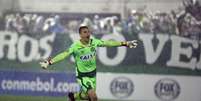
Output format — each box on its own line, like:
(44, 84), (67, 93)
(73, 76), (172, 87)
(77, 77), (96, 93)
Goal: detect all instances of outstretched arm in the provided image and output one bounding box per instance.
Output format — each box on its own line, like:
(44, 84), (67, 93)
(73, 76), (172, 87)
(39, 51), (71, 69)
(39, 45), (74, 69)
(101, 40), (121, 47)
(98, 39), (138, 48)
(51, 51), (71, 64)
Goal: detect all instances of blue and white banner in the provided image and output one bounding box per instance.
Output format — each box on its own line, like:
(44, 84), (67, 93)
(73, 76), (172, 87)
(0, 70), (80, 96)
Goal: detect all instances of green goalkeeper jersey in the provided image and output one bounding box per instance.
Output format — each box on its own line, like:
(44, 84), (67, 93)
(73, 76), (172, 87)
(51, 38), (121, 76)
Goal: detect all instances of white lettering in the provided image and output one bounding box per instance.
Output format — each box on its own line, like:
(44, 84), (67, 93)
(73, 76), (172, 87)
(39, 33), (56, 59)
(167, 36), (198, 70)
(139, 33), (169, 64)
(0, 32), (18, 60)
(0, 77), (79, 93)
(18, 35), (38, 62)
(0, 31), (55, 62)
(196, 41), (201, 69)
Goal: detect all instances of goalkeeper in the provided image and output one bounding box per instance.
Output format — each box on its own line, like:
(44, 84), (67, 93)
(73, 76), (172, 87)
(40, 25), (137, 101)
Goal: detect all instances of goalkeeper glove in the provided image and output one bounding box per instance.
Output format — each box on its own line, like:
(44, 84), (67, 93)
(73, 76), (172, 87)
(39, 58), (52, 69)
(122, 40), (138, 48)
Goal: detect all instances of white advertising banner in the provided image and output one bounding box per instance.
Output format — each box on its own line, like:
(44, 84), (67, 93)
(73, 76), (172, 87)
(97, 73), (201, 101)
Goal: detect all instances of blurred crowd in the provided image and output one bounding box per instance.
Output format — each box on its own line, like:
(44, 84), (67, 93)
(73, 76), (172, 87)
(1, 0), (201, 40)
(2, 13), (121, 35)
(3, 13), (65, 34)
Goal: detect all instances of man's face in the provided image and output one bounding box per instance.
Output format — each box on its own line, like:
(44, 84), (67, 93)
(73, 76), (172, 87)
(80, 28), (90, 39)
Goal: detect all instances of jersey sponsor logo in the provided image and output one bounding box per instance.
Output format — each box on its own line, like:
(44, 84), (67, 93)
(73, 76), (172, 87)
(110, 77), (134, 98)
(154, 78), (180, 101)
(80, 52), (96, 61)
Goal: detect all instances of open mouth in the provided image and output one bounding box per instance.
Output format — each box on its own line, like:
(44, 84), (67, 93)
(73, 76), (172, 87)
(86, 36), (90, 39)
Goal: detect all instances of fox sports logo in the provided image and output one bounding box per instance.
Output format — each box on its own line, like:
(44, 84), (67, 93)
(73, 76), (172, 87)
(110, 77), (134, 98)
(154, 78), (180, 101)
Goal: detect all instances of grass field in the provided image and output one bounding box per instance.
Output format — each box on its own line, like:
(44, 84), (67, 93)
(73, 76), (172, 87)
(0, 95), (131, 101)
(1, 60), (201, 76)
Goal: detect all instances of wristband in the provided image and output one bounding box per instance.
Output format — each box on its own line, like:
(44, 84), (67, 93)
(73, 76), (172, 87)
(121, 42), (127, 46)
(47, 57), (53, 65)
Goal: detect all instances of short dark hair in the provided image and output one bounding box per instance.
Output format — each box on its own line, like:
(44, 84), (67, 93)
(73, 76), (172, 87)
(79, 26), (88, 34)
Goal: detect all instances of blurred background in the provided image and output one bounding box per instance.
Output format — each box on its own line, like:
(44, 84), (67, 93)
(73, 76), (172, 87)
(0, 0), (201, 101)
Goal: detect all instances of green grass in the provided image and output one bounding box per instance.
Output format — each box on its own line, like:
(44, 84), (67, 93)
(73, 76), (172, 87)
(0, 95), (133, 101)
(0, 60), (201, 76)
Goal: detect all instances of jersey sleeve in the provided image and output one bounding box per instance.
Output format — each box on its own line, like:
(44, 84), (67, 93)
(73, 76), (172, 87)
(95, 38), (122, 47)
(51, 44), (74, 64)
